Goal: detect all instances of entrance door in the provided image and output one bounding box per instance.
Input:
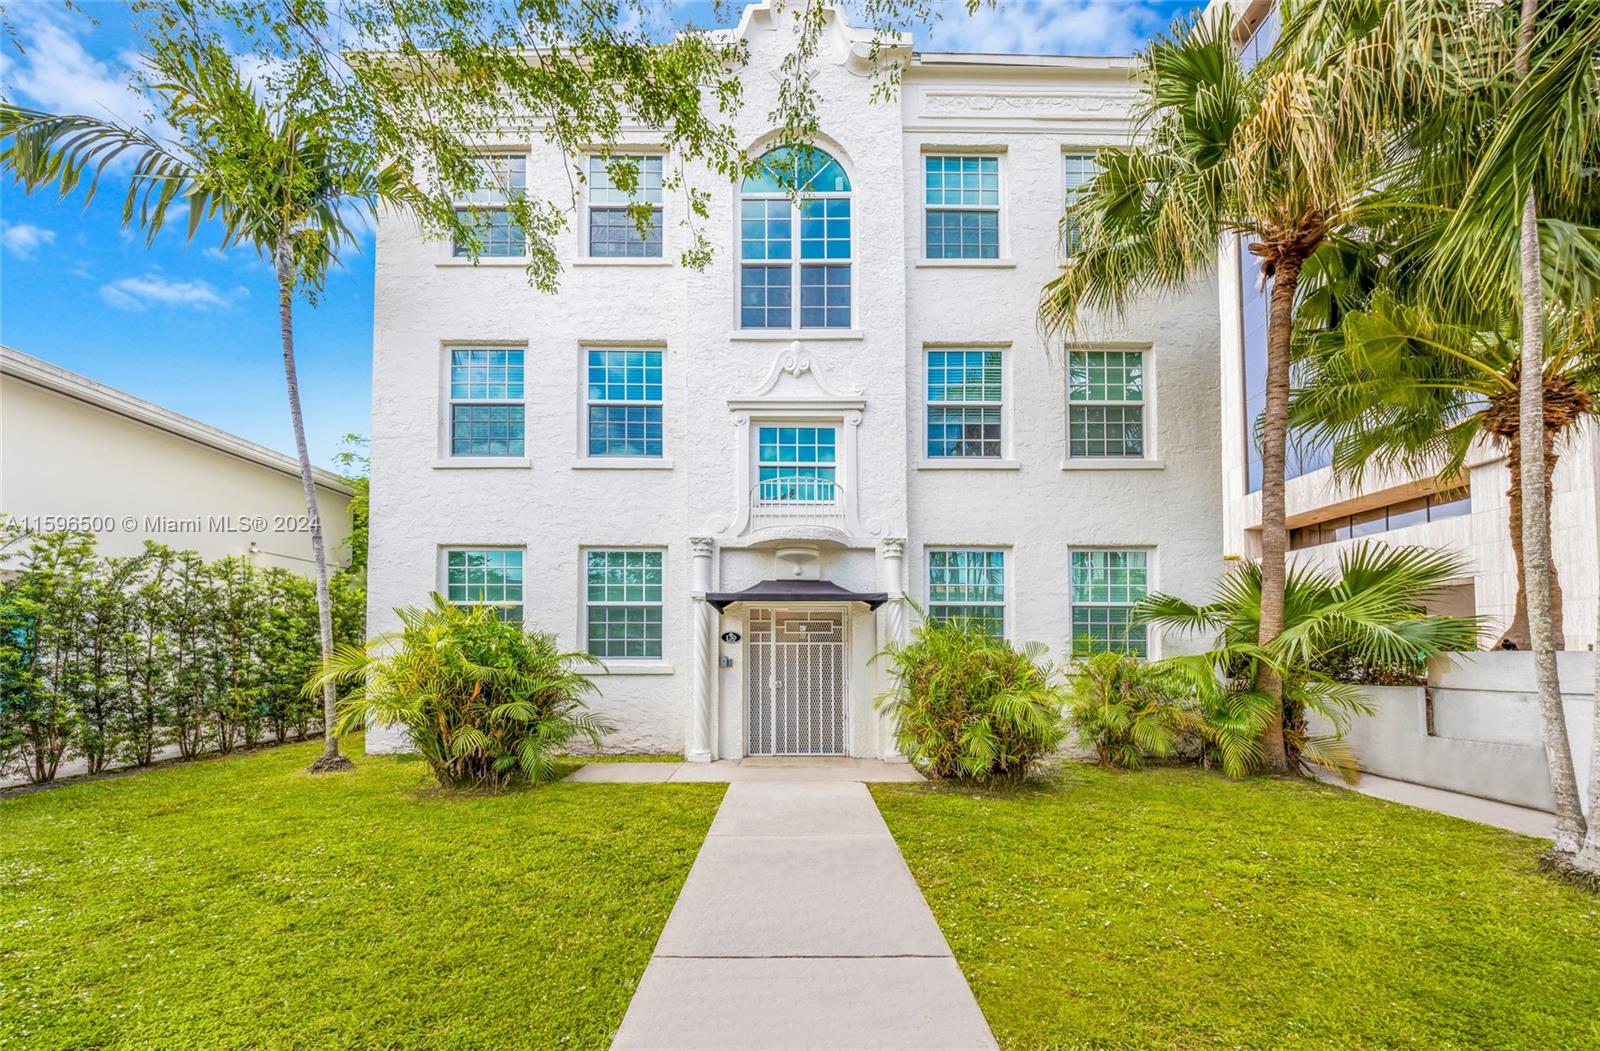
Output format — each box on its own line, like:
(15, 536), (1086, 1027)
(746, 607), (847, 755)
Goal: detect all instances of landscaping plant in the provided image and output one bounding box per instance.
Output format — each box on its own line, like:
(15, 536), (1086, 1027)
(1139, 543), (1481, 780)
(875, 618), (1067, 781)
(314, 597), (612, 789)
(1064, 651), (1194, 771)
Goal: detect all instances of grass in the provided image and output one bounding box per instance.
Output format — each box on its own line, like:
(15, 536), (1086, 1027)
(872, 764), (1600, 1050)
(0, 736), (724, 1050)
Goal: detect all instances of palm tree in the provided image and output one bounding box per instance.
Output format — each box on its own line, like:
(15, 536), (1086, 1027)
(1138, 543), (1482, 780)
(1038, 15), (1391, 771)
(1276, 0), (1600, 860)
(1, 42), (421, 772)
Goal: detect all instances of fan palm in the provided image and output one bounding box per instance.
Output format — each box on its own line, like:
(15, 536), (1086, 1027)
(310, 597), (612, 788)
(1, 42), (423, 773)
(1138, 543), (1482, 780)
(1038, 13), (1393, 771)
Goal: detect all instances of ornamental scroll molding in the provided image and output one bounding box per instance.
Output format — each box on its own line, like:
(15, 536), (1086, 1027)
(730, 340), (864, 409)
(922, 92), (1124, 117)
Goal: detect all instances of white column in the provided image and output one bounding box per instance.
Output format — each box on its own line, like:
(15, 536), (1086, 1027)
(687, 536), (716, 762)
(878, 538), (908, 760)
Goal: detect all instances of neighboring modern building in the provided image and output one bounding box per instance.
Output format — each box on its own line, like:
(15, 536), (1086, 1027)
(1212, 0), (1600, 650)
(1, 345), (354, 574)
(366, 4), (1223, 759)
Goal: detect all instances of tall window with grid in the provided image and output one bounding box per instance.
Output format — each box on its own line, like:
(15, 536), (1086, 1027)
(756, 426), (837, 503)
(927, 349), (1002, 459)
(1062, 153), (1100, 255)
(585, 550), (664, 659)
(740, 147), (851, 329)
(924, 155), (1000, 260)
(452, 154), (526, 257)
(1069, 549), (1149, 655)
(449, 349), (524, 456)
(1068, 349), (1145, 458)
(586, 349), (663, 458)
(927, 549), (1006, 637)
(444, 549), (524, 622)
(588, 155), (663, 257)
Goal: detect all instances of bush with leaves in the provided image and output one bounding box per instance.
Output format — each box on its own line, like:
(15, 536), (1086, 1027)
(1139, 543), (1481, 780)
(1065, 651), (1196, 770)
(875, 618), (1067, 781)
(315, 597), (611, 789)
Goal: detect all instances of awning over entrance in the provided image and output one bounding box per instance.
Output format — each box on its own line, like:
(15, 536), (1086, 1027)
(706, 578), (888, 611)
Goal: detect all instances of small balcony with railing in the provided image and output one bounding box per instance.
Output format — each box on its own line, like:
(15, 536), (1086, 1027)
(748, 474), (846, 535)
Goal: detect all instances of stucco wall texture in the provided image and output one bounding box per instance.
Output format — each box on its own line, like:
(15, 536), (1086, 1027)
(366, 6), (1223, 757)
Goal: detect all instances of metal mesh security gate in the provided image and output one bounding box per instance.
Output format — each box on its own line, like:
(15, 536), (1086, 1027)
(746, 607), (847, 755)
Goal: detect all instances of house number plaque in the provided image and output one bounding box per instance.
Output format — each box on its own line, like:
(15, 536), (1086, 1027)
(721, 631), (742, 644)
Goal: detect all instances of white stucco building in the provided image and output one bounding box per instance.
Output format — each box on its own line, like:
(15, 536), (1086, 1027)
(366, 4), (1222, 759)
(1, 345), (354, 574)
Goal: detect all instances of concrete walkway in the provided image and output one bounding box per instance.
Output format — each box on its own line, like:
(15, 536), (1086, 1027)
(1315, 768), (1558, 839)
(611, 779), (997, 1050)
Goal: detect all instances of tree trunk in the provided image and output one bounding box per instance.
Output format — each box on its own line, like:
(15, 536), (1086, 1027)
(1514, 0), (1585, 856)
(1256, 251), (1303, 773)
(1498, 430), (1566, 649)
(275, 239), (352, 774)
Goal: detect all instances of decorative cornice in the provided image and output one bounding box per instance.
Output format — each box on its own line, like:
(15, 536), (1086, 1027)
(921, 92), (1125, 118)
(728, 341), (866, 414)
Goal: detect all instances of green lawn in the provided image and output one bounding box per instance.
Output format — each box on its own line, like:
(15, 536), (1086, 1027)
(0, 738), (724, 1050)
(872, 765), (1600, 1051)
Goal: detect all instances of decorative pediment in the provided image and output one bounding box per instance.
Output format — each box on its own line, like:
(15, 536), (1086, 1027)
(729, 342), (865, 412)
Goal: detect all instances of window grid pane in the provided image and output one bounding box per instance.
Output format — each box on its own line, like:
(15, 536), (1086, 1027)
(799, 265), (850, 328)
(928, 350), (1003, 459)
(1063, 153), (1100, 255)
(588, 155), (663, 205)
(1070, 550), (1148, 656)
(586, 348), (663, 458)
(924, 156), (1000, 206)
(740, 148), (851, 331)
(1068, 350), (1145, 458)
(445, 549), (524, 623)
(757, 425), (837, 502)
(589, 207), (663, 257)
(585, 550), (664, 658)
(740, 265), (792, 328)
(925, 210), (999, 259)
(450, 349), (524, 456)
(928, 549), (1005, 637)
(453, 155), (527, 257)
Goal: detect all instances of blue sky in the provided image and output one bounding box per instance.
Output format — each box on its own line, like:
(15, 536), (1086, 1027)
(0, 1), (1193, 469)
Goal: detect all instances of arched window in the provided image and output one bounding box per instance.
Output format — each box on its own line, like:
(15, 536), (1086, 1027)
(739, 146), (852, 330)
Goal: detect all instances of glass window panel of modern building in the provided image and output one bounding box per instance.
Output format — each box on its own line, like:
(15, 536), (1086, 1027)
(588, 154), (663, 257)
(1068, 349), (1145, 458)
(924, 155), (1000, 259)
(928, 549), (1006, 637)
(1061, 153), (1100, 254)
(586, 348), (663, 458)
(445, 548), (524, 622)
(585, 550), (664, 659)
(756, 425), (837, 502)
(1070, 549), (1149, 656)
(927, 349), (1002, 459)
(740, 147), (852, 329)
(449, 348), (525, 456)
(453, 154), (527, 257)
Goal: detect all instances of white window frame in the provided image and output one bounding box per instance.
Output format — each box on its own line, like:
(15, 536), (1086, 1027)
(439, 546), (526, 623)
(925, 547), (1010, 639)
(580, 345), (666, 463)
(737, 150), (854, 332)
(584, 153), (665, 260)
(443, 344), (527, 461)
(922, 153), (1004, 262)
(1061, 151), (1101, 257)
(1066, 345), (1157, 464)
(925, 347), (1005, 461)
(580, 547), (668, 663)
(450, 153), (528, 259)
(1067, 547), (1155, 657)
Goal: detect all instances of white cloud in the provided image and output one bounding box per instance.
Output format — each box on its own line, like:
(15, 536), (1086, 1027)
(930, 0), (1182, 57)
(1, 7), (152, 129)
(0, 223), (57, 259)
(100, 274), (239, 312)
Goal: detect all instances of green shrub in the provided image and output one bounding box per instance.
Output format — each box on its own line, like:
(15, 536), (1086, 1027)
(316, 597), (612, 788)
(875, 618), (1066, 781)
(1065, 651), (1194, 770)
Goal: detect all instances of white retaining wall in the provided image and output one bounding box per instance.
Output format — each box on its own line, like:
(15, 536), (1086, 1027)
(1315, 652), (1595, 817)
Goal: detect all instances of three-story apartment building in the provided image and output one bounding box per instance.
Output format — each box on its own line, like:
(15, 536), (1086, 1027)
(367, 4), (1222, 759)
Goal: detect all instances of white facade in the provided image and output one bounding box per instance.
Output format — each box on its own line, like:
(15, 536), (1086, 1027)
(367, 5), (1222, 758)
(1, 345), (354, 574)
